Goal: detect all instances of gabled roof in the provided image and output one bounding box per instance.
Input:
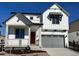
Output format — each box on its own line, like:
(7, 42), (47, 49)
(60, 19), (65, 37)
(16, 13), (43, 26)
(3, 3), (70, 24)
(3, 14), (16, 24)
(3, 13), (43, 26)
(43, 3), (70, 16)
(3, 12), (42, 24)
(16, 13), (32, 26)
(54, 3), (70, 16)
(3, 13), (33, 26)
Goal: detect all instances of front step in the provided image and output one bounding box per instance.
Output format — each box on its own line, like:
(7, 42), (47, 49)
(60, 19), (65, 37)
(30, 45), (42, 50)
(5, 46), (31, 51)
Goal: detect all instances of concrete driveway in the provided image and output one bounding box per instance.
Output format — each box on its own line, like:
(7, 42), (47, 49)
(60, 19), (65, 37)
(42, 48), (79, 56)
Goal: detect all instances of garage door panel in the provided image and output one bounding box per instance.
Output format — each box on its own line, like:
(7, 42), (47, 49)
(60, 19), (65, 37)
(42, 35), (64, 48)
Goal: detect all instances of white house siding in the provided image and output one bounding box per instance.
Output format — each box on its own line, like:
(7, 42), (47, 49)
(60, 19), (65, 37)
(5, 15), (30, 47)
(24, 14), (41, 23)
(8, 40), (19, 46)
(41, 4), (69, 47)
(21, 39), (28, 46)
(42, 4), (69, 30)
(41, 31), (69, 47)
(36, 28), (40, 45)
(5, 26), (29, 47)
(6, 16), (25, 26)
(69, 31), (79, 42)
(5, 3), (69, 48)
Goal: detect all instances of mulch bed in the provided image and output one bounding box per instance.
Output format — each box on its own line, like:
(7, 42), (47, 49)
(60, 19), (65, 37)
(3, 50), (49, 56)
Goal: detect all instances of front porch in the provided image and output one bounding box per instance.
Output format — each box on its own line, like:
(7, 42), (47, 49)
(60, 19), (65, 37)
(5, 25), (30, 47)
(5, 24), (42, 48)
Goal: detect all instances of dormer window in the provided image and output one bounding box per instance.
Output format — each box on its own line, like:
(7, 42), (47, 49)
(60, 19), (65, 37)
(30, 17), (33, 20)
(48, 12), (63, 24)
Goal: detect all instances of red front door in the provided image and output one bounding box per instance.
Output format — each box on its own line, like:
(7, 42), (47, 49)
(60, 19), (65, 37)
(30, 32), (36, 44)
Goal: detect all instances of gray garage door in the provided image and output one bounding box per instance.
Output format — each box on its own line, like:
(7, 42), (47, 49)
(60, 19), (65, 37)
(42, 35), (65, 48)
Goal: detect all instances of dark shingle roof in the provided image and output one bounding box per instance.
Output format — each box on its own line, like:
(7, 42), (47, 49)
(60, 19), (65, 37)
(11, 12), (41, 15)
(16, 13), (32, 26)
(3, 13), (43, 26)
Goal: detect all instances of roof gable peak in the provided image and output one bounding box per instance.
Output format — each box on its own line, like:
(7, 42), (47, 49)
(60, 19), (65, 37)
(49, 3), (70, 16)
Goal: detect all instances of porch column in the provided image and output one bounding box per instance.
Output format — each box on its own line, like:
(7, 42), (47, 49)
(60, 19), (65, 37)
(5, 25), (8, 46)
(28, 27), (30, 46)
(65, 31), (69, 48)
(39, 27), (42, 47)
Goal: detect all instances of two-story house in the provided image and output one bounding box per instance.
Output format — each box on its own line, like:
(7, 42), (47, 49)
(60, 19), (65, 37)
(3, 3), (69, 48)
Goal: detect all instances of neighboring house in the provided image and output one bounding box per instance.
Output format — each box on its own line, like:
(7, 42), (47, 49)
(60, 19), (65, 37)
(3, 3), (69, 48)
(69, 19), (79, 42)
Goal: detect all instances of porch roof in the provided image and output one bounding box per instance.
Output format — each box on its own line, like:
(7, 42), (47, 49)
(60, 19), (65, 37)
(16, 13), (33, 26)
(16, 13), (43, 26)
(3, 13), (43, 27)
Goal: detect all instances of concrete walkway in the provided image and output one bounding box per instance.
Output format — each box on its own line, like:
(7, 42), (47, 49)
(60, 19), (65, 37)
(30, 45), (79, 56)
(42, 48), (79, 56)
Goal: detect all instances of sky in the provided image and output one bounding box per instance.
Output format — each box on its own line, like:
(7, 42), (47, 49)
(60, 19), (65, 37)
(0, 2), (79, 35)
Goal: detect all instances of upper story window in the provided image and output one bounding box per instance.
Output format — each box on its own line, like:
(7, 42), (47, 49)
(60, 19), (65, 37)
(30, 17), (33, 20)
(48, 12), (63, 24)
